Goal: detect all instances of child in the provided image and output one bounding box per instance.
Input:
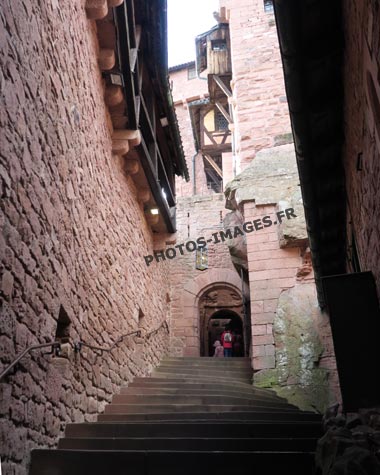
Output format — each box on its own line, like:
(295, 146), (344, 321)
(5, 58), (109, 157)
(213, 340), (224, 357)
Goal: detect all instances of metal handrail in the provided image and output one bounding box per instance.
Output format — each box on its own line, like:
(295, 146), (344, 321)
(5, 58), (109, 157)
(0, 319), (170, 382)
(146, 319), (170, 338)
(74, 319), (169, 354)
(0, 342), (61, 381)
(74, 330), (142, 354)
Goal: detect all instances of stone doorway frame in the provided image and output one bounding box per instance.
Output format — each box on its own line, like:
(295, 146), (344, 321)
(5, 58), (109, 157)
(181, 268), (245, 356)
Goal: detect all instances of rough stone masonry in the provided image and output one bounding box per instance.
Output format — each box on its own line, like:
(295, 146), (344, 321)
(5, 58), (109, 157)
(0, 1), (172, 473)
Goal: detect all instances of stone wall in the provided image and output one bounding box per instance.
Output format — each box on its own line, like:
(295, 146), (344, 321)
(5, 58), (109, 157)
(170, 65), (208, 106)
(170, 68), (211, 198)
(168, 67), (240, 357)
(220, 0), (292, 170)
(168, 194), (240, 356)
(0, 1), (171, 473)
(343, 0), (380, 297)
(245, 202), (339, 412)
(224, 145), (340, 411)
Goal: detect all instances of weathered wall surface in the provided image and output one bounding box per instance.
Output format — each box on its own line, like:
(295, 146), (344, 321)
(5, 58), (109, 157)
(225, 145), (340, 411)
(0, 1), (171, 473)
(255, 283), (340, 413)
(170, 65), (208, 105)
(168, 194), (239, 356)
(220, 0), (292, 170)
(343, 0), (380, 297)
(170, 68), (211, 198)
(168, 67), (239, 357)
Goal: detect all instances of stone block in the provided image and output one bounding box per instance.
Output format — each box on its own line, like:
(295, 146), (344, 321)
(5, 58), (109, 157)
(1, 270), (14, 297)
(252, 345), (266, 357)
(253, 355), (275, 370)
(252, 334), (275, 346)
(252, 324), (267, 336)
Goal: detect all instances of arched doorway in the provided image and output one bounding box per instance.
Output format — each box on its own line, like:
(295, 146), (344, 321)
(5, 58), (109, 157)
(198, 285), (245, 357)
(207, 309), (245, 357)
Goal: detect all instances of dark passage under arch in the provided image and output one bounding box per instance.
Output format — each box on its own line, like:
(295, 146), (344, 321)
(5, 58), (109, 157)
(206, 309), (244, 357)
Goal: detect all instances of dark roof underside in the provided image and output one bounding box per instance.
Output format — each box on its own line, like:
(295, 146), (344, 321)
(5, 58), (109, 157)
(138, 0), (189, 181)
(273, 0), (346, 307)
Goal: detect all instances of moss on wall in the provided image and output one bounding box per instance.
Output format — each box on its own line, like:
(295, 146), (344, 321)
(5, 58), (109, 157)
(254, 284), (333, 413)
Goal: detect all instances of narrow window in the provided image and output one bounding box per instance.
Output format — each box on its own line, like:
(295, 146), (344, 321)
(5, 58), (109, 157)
(211, 39), (227, 52)
(264, 0), (274, 13)
(55, 305), (71, 343)
(215, 110), (229, 131)
(188, 65), (197, 80)
(138, 308), (145, 328)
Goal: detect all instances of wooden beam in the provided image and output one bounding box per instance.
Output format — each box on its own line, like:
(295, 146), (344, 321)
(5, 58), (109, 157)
(105, 86), (124, 107)
(112, 140), (129, 156)
(108, 0), (123, 6)
(145, 212), (159, 226)
(98, 49), (116, 70)
(204, 154), (223, 178)
(125, 159), (139, 175)
(204, 128), (218, 146)
(85, 0), (108, 19)
(215, 101), (233, 124)
(112, 129), (141, 147)
(114, 5), (138, 129)
(213, 75), (232, 98)
(138, 188), (151, 204)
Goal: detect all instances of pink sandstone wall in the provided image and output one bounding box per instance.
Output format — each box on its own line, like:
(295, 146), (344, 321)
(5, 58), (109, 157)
(215, 0), (339, 409)
(170, 65), (209, 105)
(343, 0), (380, 297)
(244, 203), (340, 410)
(169, 194), (240, 356)
(0, 1), (171, 473)
(220, 0), (292, 169)
(168, 67), (240, 356)
(170, 68), (211, 197)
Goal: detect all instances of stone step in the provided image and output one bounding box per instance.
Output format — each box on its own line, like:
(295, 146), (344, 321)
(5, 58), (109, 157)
(131, 378), (253, 389)
(158, 364), (252, 371)
(154, 366), (253, 378)
(97, 411), (321, 423)
(65, 422), (323, 439)
(111, 394), (297, 409)
(163, 357), (250, 364)
(58, 436), (318, 452)
(104, 404), (304, 414)
(119, 387), (290, 402)
(149, 373), (252, 385)
(30, 449), (315, 475)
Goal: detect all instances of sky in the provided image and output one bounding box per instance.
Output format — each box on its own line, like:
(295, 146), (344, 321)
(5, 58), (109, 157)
(168, 0), (219, 67)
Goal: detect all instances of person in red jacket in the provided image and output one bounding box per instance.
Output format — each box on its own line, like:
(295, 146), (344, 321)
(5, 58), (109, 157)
(221, 325), (234, 357)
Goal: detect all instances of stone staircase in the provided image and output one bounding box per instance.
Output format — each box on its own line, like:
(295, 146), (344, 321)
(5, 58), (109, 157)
(30, 357), (322, 474)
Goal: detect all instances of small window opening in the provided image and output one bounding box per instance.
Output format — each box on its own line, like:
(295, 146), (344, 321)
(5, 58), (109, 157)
(138, 308), (145, 327)
(264, 0), (274, 13)
(211, 39), (227, 51)
(188, 65), (197, 80)
(215, 110), (229, 131)
(55, 305), (71, 343)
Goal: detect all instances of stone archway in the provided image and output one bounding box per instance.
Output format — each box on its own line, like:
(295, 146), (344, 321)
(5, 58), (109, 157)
(199, 288), (244, 356)
(176, 268), (245, 356)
